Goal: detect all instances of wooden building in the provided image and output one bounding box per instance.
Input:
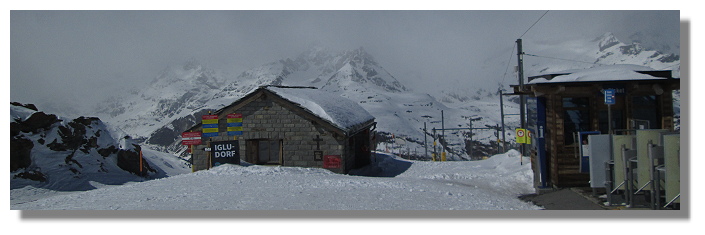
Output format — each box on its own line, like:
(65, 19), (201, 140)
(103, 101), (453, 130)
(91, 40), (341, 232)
(185, 86), (376, 174)
(513, 65), (680, 188)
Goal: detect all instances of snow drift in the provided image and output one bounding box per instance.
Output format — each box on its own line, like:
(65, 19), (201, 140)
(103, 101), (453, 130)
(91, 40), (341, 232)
(11, 150), (540, 210)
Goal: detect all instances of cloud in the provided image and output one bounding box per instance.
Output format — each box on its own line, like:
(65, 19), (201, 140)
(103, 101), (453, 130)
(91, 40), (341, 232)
(10, 10), (680, 115)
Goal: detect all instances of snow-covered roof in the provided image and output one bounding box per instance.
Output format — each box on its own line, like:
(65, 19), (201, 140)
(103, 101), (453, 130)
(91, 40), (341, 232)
(265, 86), (375, 132)
(527, 64), (674, 84)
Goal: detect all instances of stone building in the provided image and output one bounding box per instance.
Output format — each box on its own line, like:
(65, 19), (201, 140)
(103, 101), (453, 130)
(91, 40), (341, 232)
(185, 86), (376, 174)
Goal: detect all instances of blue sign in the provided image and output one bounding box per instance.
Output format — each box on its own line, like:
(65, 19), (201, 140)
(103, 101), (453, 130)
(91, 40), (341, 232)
(604, 89), (616, 105)
(202, 132), (219, 137)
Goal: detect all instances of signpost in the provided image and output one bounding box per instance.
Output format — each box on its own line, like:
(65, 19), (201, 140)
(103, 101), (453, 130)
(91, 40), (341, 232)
(182, 132), (202, 172)
(181, 132), (202, 145)
(516, 128), (527, 165)
(210, 140), (240, 166)
(526, 130), (532, 145)
(604, 89), (616, 105)
(604, 89), (615, 134)
(202, 115), (219, 137)
(516, 128), (526, 144)
(227, 113), (243, 136)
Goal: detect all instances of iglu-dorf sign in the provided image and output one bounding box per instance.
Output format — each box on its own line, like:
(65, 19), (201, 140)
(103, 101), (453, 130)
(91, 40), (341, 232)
(210, 140), (240, 166)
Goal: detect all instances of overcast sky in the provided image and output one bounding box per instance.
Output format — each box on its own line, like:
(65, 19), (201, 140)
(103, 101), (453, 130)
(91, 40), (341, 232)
(9, 9), (681, 115)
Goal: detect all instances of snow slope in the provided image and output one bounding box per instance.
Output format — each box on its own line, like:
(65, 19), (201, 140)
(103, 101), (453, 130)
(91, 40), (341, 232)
(10, 103), (191, 198)
(524, 32), (679, 79)
(11, 150), (540, 210)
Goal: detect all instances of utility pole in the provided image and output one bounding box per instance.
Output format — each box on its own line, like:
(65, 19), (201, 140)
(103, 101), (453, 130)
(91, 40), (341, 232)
(424, 122), (428, 160)
(499, 89), (507, 152)
(441, 110), (445, 161)
(516, 38), (527, 157)
(432, 128), (437, 161)
(441, 110), (445, 142)
(469, 119), (474, 160)
(495, 124), (501, 155)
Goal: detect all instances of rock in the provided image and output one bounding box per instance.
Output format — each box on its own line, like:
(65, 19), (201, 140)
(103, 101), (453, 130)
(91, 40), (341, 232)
(117, 144), (156, 176)
(13, 111), (61, 134)
(10, 102), (38, 111)
(10, 136), (33, 172)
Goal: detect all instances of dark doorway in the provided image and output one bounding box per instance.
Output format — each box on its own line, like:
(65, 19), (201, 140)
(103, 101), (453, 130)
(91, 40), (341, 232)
(246, 139), (282, 165)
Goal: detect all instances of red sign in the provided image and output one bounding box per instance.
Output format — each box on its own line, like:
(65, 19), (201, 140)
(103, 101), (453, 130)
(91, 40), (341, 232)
(227, 113), (242, 119)
(202, 115), (218, 120)
(323, 155), (342, 169)
(181, 132), (202, 145)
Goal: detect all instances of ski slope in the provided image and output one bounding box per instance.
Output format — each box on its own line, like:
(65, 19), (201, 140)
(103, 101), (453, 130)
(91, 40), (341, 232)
(11, 150), (539, 210)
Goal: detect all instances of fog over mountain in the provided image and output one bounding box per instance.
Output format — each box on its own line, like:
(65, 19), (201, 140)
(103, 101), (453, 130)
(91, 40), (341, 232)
(10, 10), (680, 117)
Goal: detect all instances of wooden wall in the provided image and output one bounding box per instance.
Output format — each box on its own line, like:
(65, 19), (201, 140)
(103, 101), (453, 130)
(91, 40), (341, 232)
(528, 80), (678, 187)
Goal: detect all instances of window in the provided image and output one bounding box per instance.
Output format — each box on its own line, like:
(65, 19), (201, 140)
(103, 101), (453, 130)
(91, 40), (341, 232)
(563, 97), (590, 145)
(631, 95), (660, 129)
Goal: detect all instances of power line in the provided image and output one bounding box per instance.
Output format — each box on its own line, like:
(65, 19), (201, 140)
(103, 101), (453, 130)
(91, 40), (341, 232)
(500, 44), (517, 86)
(519, 11), (549, 39)
(501, 10), (548, 87)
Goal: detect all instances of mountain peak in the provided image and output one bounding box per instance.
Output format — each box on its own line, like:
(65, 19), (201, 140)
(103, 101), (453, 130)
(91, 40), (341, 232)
(182, 57), (203, 71)
(343, 47), (375, 64)
(596, 32), (622, 51)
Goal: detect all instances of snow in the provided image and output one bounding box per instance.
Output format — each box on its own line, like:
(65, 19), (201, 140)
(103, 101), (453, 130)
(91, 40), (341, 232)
(10, 105), (37, 122)
(11, 150), (540, 210)
(10, 104), (191, 193)
(527, 64), (669, 84)
(267, 86), (375, 131)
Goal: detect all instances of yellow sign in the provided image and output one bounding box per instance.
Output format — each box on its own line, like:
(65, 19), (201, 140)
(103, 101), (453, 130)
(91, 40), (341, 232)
(227, 117), (242, 123)
(526, 130), (532, 145)
(227, 126), (243, 132)
(202, 119), (218, 124)
(516, 128), (526, 144)
(203, 128), (219, 133)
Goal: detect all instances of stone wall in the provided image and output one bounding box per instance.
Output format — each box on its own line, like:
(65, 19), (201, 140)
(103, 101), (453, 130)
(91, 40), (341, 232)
(191, 93), (350, 173)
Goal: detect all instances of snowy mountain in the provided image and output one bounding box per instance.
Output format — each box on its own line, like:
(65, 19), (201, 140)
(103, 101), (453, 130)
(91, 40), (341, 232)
(10, 102), (190, 192)
(95, 32), (679, 161)
(524, 32), (680, 78)
(95, 47), (443, 157)
(95, 58), (228, 148)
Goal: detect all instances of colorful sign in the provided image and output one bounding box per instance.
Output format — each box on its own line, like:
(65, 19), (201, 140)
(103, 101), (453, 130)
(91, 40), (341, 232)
(323, 155), (341, 169)
(227, 113), (243, 136)
(202, 115), (219, 137)
(516, 128), (527, 144)
(181, 132), (202, 145)
(210, 140), (240, 166)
